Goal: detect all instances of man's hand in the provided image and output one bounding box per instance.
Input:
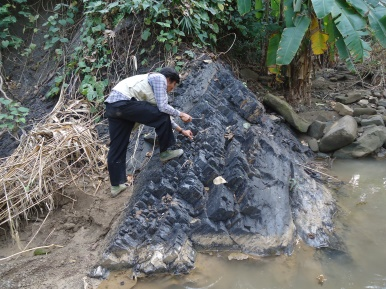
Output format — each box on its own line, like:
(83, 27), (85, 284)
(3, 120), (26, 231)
(181, 129), (194, 140)
(180, 112), (192, 123)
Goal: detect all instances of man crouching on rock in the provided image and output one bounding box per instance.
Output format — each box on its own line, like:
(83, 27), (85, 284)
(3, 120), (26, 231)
(104, 67), (194, 197)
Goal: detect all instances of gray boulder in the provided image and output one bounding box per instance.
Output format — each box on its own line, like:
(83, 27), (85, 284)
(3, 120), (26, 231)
(334, 126), (386, 158)
(368, 96), (378, 104)
(263, 93), (310, 133)
(358, 99), (369, 107)
(353, 107), (377, 116)
(307, 120), (326, 139)
(319, 115), (358, 152)
(373, 91), (383, 98)
(378, 99), (386, 107)
(308, 138), (319, 152)
(361, 115), (385, 127)
(335, 90), (368, 104)
(333, 102), (353, 116)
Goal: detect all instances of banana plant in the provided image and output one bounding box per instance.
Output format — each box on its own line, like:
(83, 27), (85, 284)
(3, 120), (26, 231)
(238, 0), (386, 101)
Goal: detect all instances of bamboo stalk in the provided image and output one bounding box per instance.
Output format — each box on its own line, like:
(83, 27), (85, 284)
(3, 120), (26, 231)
(296, 161), (341, 181)
(0, 244), (64, 262)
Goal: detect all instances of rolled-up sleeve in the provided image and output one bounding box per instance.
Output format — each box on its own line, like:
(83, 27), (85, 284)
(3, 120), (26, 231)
(148, 73), (180, 117)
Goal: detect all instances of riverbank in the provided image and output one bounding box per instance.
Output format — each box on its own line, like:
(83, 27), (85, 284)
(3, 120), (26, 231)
(1, 62), (384, 288)
(0, 177), (130, 289)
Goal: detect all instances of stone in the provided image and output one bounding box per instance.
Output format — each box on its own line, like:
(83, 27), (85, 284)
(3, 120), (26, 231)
(308, 138), (319, 152)
(333, 94), (346, 103)
(307, 120), (327, 139)
(372, 90), (382, 98)
(319, 115), (358, 152)
(239, 68), (259, 80)
(377, 106), (386, 112)
(361, 115), (385, 127)
(358, 99), (369, 107)
(263, 93), (311, 133)
(179, 172), (204, 205)
(353, 108), (377, 116)
(334, 126), (386, 158)
(335, 90), (367, 104)
(268, 114), (281, 123)
(336, 74), (348, 81)
(368, 96), (378, 104)
(378, 99), (386, 107)
(346, 90), (369, 103)
(228, 252), (249, 261)
(206, 184), (235, 222)
(333, 102), (353, 116)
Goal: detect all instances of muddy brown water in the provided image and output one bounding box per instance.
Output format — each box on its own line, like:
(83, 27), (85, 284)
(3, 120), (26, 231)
(102, 158), (386, 289)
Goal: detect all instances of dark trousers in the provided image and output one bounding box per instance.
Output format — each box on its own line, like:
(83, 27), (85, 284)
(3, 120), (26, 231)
(105, 100), (176, 186)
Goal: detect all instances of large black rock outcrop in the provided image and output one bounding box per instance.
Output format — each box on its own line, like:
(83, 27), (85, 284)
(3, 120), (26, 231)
(95, 59), (337, 276)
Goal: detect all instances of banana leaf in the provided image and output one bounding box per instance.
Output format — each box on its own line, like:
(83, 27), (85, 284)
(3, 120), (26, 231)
(346, 0), (369, 16)
(335, 26), (355, 70)
(368, 6), (386, 47)
(310, 17), (329, 54)
(324, 15), (338, 62)
(311, 0), (334, 18)
(332, 0), (371, 62)
(271, 0), (281, 20)
(283, 0), (295, 27)
(255, 0), (263, 19)
(266, 33), (281, 74)
(346, 0), (386, 47)
(294, 0), (302, 12)
(276, 15), (311, 65)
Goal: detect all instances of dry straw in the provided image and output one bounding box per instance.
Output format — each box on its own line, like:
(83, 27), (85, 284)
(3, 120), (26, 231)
(0, 98), (108, 242)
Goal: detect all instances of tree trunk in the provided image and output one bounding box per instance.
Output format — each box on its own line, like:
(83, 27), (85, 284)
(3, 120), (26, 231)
(285, 44), (312, 105)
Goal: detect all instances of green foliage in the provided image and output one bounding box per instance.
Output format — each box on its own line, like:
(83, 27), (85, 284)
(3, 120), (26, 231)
(276, 15), (311, 65)
(0, 0), (32, 49)
(311, 0), (334, 18)
(3, 0), (273, 114)
(237, 0), (386, 72)
(45, 73), (66, 99)
(238, 0), (252, 16)
(0, 98), (29, 131)
(43, 0), (246, 106)
(135, 0), (239, 49)
(80, 75), (108, 103)
(42, 3), (78, 50)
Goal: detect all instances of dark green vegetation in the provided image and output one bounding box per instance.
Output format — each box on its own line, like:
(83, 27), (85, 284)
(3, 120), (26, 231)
(1, 0), (385, 130)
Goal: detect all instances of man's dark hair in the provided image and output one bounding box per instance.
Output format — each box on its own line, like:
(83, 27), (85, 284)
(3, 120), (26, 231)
(159, 67), (180, 83)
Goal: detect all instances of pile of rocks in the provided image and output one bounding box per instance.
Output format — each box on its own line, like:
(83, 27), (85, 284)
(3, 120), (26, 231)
(308, 89), (386, 158)
(264, 89), (386, 159)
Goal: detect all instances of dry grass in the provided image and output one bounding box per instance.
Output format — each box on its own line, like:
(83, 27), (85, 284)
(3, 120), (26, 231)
(0, 99), (108, 243)
(357, 43), (386, 88)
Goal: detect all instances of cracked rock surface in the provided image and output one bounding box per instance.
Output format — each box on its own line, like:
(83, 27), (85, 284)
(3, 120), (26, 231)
(96, 60), (337, 276)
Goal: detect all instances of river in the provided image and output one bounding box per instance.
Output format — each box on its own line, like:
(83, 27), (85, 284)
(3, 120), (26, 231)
(106, 158), (386, 289)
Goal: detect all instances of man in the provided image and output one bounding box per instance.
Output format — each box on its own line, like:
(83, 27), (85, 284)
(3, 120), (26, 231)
(104, 67), (193, 197)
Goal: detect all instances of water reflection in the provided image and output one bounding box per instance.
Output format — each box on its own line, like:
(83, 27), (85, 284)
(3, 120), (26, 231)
(349, 174), (360, 187)
(130, 159), (386, 289)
